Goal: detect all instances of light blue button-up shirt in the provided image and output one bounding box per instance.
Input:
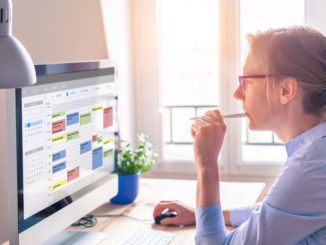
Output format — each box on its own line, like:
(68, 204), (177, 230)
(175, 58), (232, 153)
(195, 122), (326, 245)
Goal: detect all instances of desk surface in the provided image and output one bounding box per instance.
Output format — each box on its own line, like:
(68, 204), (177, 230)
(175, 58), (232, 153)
(70, 178), (266, 244)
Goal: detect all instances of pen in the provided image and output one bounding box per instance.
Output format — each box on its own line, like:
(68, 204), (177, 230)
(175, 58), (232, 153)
(189, 113), (246, 120)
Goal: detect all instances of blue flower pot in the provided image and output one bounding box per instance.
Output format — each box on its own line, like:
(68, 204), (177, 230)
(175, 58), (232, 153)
(110, 172), (140, 204)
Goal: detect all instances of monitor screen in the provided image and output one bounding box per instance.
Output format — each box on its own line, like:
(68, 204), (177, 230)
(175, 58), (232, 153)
(15, 62), (118, 236)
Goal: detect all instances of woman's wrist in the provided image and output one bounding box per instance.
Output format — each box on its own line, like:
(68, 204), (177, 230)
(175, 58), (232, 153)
(196, 164), (220, 207)
(196, 161), (219, 175)
(223, 210), (232, 226)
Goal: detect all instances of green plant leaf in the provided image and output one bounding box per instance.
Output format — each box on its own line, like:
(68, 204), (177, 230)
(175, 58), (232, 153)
(117, 133), (157, 175)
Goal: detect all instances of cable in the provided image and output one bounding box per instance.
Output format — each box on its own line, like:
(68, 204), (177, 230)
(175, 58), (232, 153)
(71, 214), (97, 228)
(71, 213), (153, 229)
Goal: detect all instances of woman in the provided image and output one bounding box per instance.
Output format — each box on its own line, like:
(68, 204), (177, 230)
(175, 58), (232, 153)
(153, 26), (326, 244)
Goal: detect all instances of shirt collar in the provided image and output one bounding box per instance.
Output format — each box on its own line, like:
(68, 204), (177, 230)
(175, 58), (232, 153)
(285, 122), (326, 158)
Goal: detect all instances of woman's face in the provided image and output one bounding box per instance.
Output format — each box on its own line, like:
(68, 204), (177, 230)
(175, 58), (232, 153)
(233, 52), (279, 131)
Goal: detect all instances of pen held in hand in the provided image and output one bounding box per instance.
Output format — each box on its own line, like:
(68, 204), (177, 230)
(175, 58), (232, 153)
(189, 113), (246, 120)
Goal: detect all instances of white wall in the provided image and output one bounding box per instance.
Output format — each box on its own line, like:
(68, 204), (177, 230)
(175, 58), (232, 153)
(12, 0), (108, 64)
(12, 0), (134, 140)
(100, 0), (135, 142)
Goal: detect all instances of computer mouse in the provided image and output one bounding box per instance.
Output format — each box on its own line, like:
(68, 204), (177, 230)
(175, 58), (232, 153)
(154, 212), (177, 224)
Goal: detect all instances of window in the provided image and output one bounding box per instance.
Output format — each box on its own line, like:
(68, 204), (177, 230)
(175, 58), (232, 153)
(159, 0), (219, 161)
(133, 0), (307, 178)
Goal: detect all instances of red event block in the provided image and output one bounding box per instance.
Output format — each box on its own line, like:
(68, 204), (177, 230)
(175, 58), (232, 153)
(67, 166), (80, 182)
(92, 134), (97, 142)
(103, 107), (113, 128)
(52, 119), (66, 134)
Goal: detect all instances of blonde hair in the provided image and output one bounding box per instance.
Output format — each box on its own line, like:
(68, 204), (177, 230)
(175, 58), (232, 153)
(247, 26), (326, 118)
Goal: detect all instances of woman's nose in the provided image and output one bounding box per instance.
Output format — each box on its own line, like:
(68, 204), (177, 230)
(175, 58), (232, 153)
(233, 86), (244, 100)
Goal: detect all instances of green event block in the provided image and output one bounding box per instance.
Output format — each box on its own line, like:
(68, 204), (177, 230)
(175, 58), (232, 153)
(67, 131), (79, 141)
(104, 149), (113, 158)
(80, 113), (91, 125)
(97, 136), (103, 143)
(52, 111), (65, 119)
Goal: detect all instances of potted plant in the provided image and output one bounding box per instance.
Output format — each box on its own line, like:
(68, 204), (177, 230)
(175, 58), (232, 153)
(110, 133), (157, 204)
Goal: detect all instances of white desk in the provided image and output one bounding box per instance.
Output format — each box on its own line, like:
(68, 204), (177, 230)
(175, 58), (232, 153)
(69, 178), (266, 244)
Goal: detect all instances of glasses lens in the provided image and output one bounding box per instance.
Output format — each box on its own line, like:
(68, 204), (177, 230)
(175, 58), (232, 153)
(238, 76), (244, 91)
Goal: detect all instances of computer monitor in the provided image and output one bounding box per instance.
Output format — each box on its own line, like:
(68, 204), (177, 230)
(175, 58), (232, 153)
(2, 61), (118, 244)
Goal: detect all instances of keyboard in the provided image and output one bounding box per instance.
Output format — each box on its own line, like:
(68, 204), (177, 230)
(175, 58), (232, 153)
(118, 228), (175, 245)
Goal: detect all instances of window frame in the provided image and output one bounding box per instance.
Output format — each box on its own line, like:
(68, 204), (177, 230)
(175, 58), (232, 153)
(132, 0), (314, 179)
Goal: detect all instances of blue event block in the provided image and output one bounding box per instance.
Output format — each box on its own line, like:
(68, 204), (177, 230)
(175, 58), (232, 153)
(52, 161), (66, 174)
(92, 147), (103, 170)
(80, 140), (92, 154)
(67, 112), (79, 126)
(52, 150), (66, 162)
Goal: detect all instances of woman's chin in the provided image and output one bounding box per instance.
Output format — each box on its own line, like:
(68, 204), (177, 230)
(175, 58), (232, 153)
(248, 124), (256, 131)
(248, 121), (260, 131)
(248, 120), (271, 131)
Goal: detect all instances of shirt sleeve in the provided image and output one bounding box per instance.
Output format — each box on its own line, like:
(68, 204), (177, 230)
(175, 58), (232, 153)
(229, 203), (261, 227)
(195, 204), (230, 245)
(195, 157), (326, 244)
(195, 199), (326, 245)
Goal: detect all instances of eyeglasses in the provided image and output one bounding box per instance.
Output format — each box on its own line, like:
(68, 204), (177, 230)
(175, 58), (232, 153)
(238, 74), (274, 92)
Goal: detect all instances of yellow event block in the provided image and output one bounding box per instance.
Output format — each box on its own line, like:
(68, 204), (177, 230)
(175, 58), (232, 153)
(103, 138), (113, 145)
(52, 134), (66, 142)
(92, 105), (103, 112)
(52, 179), (67, 189)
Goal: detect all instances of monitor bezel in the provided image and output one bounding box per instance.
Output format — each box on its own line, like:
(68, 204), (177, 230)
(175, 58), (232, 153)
(15, 61), (119, 233)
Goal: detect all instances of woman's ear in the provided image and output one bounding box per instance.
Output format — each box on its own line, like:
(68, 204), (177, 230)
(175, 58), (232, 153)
(278, 77), (298, 104)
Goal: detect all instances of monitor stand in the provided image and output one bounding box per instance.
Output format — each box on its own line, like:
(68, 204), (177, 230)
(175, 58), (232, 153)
(44, 230), (107, 245)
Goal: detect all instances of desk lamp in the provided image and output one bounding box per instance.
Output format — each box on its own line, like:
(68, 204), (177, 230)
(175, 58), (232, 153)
(0, 0), (36, 88)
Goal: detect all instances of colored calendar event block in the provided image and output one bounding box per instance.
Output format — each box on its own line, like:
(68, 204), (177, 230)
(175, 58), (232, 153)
(80, 140), (92, 154)
(67, 112), (79, 126)
(92, 134), (98, 143)
(67, 130), (79, 141)
(103, 107), (113, 128)
(80, 112), (91, 125)
(52, 161), (66, 174)
(92, 147), (103, 170)
(52, 150), (66, 162)
(67, 167), (80, 182)
(52, 119), (66, 134)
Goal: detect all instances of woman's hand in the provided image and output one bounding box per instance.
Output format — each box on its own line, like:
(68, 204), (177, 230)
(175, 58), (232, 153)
(153, 200), (232, 227)
(191, 110), (226, 170)
(192, 110), (226, 207)
(153, 200), (195, 226)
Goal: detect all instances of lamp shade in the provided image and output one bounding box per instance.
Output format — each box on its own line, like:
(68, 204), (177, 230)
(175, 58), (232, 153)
(0, 0), (36, 88)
